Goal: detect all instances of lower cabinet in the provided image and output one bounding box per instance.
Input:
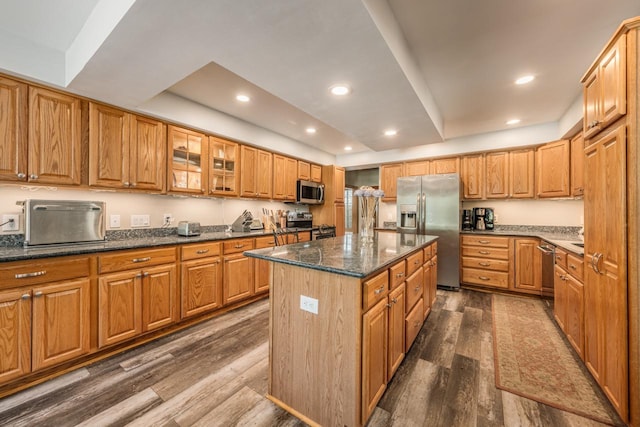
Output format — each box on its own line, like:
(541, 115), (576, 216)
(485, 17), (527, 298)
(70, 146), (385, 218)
(513, 238), (542, 294)
(554, 253), (585, 359)
(98, 247), (177, 348)
(387, 283), (406, 380)
(422, 242), (437, 319)
(461, 235), (512, 289)
(254, 235), (275, 293)
(362, 297), (388, 422)
(181, 242), (223, 319)
(223, 239), (255, 305)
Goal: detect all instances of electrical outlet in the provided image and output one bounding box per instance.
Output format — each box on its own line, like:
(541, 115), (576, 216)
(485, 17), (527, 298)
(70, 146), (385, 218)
(163, 213), (173, 225)
(300, 295), (319, 314)
(110, 214), (121, 228)
(2, 214), (19, 232)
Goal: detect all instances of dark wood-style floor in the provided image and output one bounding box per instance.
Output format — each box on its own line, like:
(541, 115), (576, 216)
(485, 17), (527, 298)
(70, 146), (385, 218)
(0, 289), (613, 426)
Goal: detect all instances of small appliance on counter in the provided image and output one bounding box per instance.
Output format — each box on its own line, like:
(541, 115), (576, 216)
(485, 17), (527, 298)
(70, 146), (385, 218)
(473, 207), (494, 230)
(461, 209), (473, 230)
(287, 211), (313, 228)
(178, 221), (201, 236)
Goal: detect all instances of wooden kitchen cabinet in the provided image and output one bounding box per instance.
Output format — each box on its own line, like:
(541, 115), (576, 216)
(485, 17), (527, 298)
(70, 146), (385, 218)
(509, 149), (535, 198)
(309, 165), (346, 236)
(181, 242), (223, 319)
(29, 86), (84, 185)
(405, 266), (424, 314)
(298, 160), (310, 181)
(387, 282), (406, 382)
(310, 163), (322, 183)
(209, 136), (239, 197)
(583, 34), (626, 140)
(380, 163), (403, 201)
(404, 160), (429, 177)
(89, 102), (166, 191)
(334, 166), (346, 203)
(485, 152), (509, 198)
(98, 247), (177, 347)
(536, 139), (570, 198)
(554, 253), (585, 361)
(240, 145), (272, 198)
(0, 289), (31, 384)
(254, 235), (275, 294)
(513, 238), (542, 294)
(430, 157), (459, 175)
(461, 154), (484, 199)
(168, 125), (207, 194)
(570, 131), (585, 196)
(273, 154), (297, 201)
(0, 76), (28, 182)
(362, 297), (388, 422)
(223, 239), (255, 305)
(461, 235), (512, 289)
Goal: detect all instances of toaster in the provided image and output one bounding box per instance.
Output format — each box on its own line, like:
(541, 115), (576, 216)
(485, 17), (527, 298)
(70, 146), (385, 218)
(178, 221), (201, 236)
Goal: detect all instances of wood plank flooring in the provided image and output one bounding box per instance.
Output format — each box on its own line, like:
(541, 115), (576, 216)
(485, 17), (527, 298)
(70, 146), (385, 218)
(0, 289), (616, 426)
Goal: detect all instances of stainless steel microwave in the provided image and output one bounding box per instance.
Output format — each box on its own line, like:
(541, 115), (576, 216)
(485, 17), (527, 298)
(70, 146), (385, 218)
(296, 180), (324, 204)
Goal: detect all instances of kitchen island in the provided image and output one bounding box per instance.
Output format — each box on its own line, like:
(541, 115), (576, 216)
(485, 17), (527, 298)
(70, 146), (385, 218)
(245, 232), (438, 426)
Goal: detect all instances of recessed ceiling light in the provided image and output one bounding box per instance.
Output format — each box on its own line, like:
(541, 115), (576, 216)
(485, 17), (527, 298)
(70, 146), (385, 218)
(236, 94), (250, 102)
(330, 84), (351, 96)
(384, 129), (398, 137)
(506, 119), (521, 125)
(306, 127), (316, 134)
(515, 75), (535, 85)
(344, 146), (353, 151)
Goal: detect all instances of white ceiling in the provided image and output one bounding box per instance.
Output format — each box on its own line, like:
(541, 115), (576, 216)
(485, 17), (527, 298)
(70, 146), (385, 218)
(1, 0), (639, 156)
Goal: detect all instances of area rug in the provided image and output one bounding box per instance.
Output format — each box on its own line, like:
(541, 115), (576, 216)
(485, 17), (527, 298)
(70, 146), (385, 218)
(492, 294), (619, 425)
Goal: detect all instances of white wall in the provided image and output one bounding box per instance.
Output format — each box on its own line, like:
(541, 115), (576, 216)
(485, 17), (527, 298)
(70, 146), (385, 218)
(0, 185), (303, 234)
(378, 199), (584, 227)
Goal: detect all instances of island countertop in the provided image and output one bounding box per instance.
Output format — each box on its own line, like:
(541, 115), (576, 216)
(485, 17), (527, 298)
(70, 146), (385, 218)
(244, 232), (439, 278)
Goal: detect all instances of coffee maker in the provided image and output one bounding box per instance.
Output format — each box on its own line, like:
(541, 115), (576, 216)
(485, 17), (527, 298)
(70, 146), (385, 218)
(461, 209), (473, 230)
(473, 207), (494, 230)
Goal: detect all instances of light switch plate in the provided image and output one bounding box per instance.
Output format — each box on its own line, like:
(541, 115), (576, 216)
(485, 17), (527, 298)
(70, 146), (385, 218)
(110, 214), (121, 228)
(300, 295), (319, 314)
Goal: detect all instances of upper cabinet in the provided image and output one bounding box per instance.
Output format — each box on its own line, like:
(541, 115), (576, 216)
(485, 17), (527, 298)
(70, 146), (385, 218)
(430, 157), (459, 175)
(310, 164), (322, 183)
(583, 34), (626, 140)
(509, 149), (535, 199)
(380, 163), (403, 202)
(89, 103), (166, 192)
(536, 140), (570, 198)
(209, 136), (239, 197)
(273, 154), (297, 201)
(461, 154), (484, 200)
(570, 132), (585, 197)
(168, 125), (207, 194)
(298, 160), (310, 181)
(29, 87), (84, 185)
(485, 152), (509, 199)
(0, 76), (27, 182)
(404, 160), (429, 177)
(240, 145), (272, 199)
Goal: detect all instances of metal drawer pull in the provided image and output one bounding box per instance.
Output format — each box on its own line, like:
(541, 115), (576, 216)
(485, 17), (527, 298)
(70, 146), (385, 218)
(234, 244), (245, 249)
(374, 286), (385, 295)
(391, 298), (398, 304)
(15, 270), (47, 279)
(21, 294), (31, 300)
(415, 286), (421, 292)
(395, 272), (404, 278)
(132, 257), (151, 263)
(196, 249), (210, 254)
(569, 264), (577, 270)
(479, 251), (490, 255)
(34, 291), (43, 297)
(143, 272), (149, 277)
(478, 240), (490, 244)
(479, 262), (490, 267)
(414, 260), (420, 265)
(479, 276), (490, 281)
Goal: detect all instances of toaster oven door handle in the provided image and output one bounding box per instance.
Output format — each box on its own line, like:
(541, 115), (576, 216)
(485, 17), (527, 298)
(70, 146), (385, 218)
(32, 204), (103, 211)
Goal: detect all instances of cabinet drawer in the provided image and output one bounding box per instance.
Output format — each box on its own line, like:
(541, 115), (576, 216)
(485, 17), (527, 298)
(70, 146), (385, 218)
(461, 246), (509, 260)
(363, 270), (389, 311)
(406, 251), (424, 276)
(405, 298), (423, 352)
(223, 239), (255, 254)
(423, 244), (432, 261)
(99, 247), (176, 274)
(389, 260), (406, 289)
(567, 253), (584, 281)
(462, 267), (509, 289)
(255, 235), (275, 249)
(555, 248), (567, 269)
(461, 235), (509, 248)
(0, 256), (91, 289)
(405, 268), (423, 314)
(462, 256), (509, 272)
(181, 242), (221, 261)
(432, 241), (438, 255)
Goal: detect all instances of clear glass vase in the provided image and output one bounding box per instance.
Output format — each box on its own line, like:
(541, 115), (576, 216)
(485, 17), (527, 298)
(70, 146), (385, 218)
(359, 196), (378, 243)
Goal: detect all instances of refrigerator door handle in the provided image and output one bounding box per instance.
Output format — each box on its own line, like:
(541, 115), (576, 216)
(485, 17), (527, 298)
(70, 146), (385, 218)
(416, 193), (421, 233)
(421, 192), (426, 234)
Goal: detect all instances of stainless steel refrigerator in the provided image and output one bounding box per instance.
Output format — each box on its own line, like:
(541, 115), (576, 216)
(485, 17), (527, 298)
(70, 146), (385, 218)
(396, 173), (461, 289)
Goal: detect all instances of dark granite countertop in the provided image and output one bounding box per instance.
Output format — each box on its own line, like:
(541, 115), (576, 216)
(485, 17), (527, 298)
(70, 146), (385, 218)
(244, 232), (439, 279)
(461, 230), (584, 256)
(0, 227), (313, 263)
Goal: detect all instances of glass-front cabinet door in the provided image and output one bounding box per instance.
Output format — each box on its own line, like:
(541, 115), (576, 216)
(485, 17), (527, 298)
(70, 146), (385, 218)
(168, 125), (207, 194)
(209, 136), (239, 197)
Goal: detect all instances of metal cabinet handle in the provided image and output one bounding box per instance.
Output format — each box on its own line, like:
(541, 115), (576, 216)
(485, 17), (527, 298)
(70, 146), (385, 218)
(143, 272), (149, 277)
(594, 253), (604, 274)
(136, 273), (142, 278)
(569, 264), (577, 270)
(15, 270), (47, 279)
(34, 291), (43, 297)
(391, 298), (398, 304)
(414, 286), (421, 292)
(479, 250), (490, 255)
(21, 293), (31, 300)
(478, 240), (490, 244)
(130, 182), (137, 187)
(374, 286), (385, 295)
(132, 257), (151, 263)
(29, 174), (38, 180)
(17, 172), (26, 179)
(196, 249), (210, 254)
(124, 182), (130, 187)
(234, 244), (245, 249)
(478, 262), (490, 267)
(479, 276), (490, 281)
(395, 272), (404, 278)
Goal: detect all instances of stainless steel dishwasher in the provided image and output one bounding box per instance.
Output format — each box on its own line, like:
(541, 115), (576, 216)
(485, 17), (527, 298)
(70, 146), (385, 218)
(537, 243), (556, 297)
